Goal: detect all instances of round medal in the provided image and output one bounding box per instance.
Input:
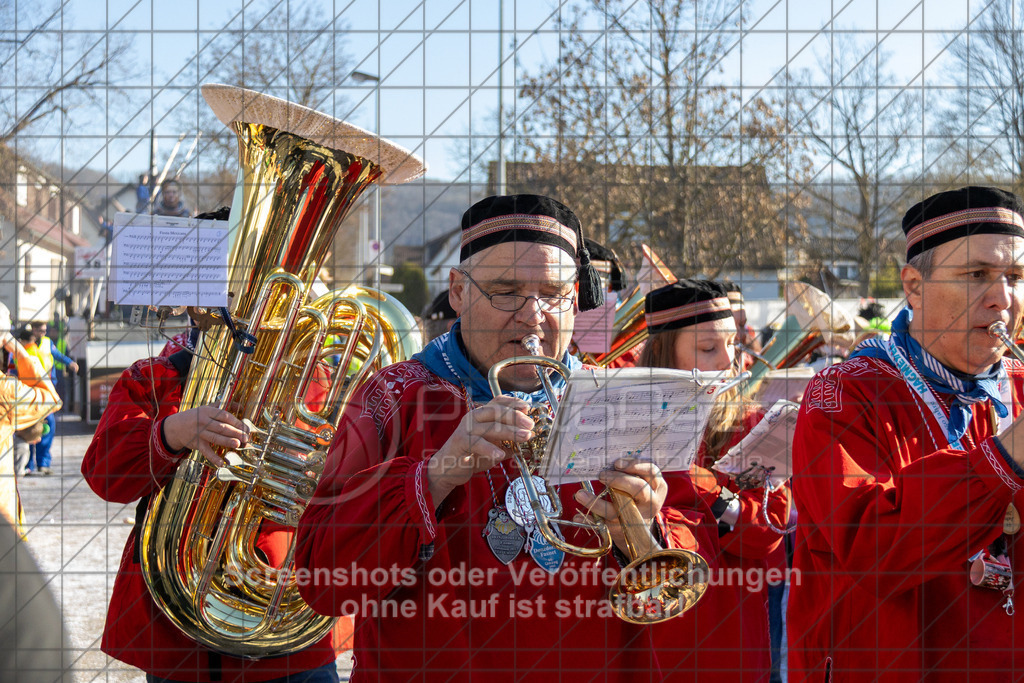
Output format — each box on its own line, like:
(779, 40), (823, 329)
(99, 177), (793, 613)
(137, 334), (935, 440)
(505, 475), (555, 528)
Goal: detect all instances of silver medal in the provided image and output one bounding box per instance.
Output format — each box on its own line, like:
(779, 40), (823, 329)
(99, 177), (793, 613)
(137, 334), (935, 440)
(505, 475), (555, 528)
(482, 506), (526, 565)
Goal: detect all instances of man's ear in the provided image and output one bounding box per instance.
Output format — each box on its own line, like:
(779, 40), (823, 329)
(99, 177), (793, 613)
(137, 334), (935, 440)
(449, 268), (465, 316)
(902, 263), (922, 310)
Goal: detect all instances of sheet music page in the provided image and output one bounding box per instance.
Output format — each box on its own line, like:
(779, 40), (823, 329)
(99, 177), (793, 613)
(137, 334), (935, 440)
(111, 212), (229, 307)
(540, 368), (731, 484)
(712, 400), (799, 488)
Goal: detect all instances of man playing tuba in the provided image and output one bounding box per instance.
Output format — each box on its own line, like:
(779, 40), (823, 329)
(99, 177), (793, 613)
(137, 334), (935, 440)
(81, 211), (339, 683)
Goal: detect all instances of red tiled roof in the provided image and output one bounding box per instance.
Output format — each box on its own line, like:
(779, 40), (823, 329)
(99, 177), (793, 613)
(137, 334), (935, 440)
(17, 209), (90, 250)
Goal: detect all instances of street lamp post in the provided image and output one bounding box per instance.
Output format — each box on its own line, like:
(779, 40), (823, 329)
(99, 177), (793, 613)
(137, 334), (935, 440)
(350, 71), (382, 288)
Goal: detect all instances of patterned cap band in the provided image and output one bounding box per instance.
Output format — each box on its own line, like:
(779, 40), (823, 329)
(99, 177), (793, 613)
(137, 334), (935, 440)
(646, 297), (732, 330)
(903, 188), (1024, 260)
(906, 207), (1024, 251)
(460, 214), (578, 257)
(727, 291), (744, 309)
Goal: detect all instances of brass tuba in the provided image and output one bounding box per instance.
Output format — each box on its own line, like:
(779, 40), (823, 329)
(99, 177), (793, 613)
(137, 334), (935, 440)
(139, 84), (426, 657)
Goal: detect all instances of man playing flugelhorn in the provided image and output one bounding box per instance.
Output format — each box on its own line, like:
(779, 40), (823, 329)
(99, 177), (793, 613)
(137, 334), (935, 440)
(296, 195), (708, 680)
(791, 186), (1024, 681)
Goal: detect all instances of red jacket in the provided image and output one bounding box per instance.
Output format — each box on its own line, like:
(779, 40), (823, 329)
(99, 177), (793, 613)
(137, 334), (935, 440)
(81, 356), (334, 681)
(295, 359), (727, 681)
(790, 355), (1024, 682)
(654, 407), (790, 682)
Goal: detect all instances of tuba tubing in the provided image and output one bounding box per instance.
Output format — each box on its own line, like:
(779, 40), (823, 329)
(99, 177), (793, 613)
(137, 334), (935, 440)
(139, 85), (425, 657)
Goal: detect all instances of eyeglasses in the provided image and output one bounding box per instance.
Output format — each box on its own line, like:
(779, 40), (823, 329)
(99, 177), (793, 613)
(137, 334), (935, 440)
(458, 270), (576, 313)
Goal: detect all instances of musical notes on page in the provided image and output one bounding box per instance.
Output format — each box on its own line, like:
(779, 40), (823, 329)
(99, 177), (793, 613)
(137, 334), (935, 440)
(540, 367), (734, 484)
(110, 212), (229, 307)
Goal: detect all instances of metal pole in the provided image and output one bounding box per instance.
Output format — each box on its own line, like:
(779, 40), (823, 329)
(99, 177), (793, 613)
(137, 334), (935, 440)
(350, 71), (382, 288)
(497, 0), (506, 195)
(374, 82), (381, 289)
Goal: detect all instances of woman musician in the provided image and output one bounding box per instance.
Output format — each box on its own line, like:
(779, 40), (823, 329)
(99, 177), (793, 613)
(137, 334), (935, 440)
(640, 279), (791, 683)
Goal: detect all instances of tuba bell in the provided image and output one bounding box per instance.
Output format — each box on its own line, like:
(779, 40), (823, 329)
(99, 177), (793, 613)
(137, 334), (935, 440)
(139, 84), (425, 657)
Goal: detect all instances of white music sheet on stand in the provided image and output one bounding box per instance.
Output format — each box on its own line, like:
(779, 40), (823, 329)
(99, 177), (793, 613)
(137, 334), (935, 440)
(712, 400), (799, 488)
(111, 212), (229, 307)
(540, 368), (729, 484)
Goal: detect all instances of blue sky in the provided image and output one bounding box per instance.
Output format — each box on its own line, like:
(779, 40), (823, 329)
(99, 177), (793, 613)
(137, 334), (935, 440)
(16, 0), (990, 183)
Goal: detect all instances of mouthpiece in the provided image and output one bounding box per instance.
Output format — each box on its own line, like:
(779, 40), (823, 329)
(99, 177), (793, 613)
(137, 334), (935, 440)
(522, 334), (543, 356)
(989, 321), (1010, 339)
(988, 321), (1024, 363)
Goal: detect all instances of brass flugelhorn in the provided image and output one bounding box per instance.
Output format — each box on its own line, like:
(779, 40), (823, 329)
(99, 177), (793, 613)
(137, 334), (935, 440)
(989, 320), (1024, 362)
(488, 335), (710, 624)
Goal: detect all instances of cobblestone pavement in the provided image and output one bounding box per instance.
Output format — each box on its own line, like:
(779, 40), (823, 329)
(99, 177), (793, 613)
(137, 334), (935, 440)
(18, 419), (353, 683)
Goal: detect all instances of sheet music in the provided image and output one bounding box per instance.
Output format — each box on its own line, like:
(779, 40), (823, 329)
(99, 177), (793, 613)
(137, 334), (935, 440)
(712, 400), (799, 488)
(540, 368), (731, 484)
(111, 212), (229, 307)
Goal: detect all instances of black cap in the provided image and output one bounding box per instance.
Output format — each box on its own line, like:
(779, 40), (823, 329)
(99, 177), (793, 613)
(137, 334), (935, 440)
(422, 289), (457, 321)
(459, 194), (604, 311)
(645, 279), (732, 333)
(721, 279), (744, 310)
(584, 238), (624, 292)
(903, 186), (1024, 260)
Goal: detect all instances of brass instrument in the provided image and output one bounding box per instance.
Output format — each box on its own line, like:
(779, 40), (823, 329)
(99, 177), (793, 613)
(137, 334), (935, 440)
(139, 84), (426, 657)
(742, 282), (850, 398)
(488, 335), (710, 624)
(989, 321), (1024, 362)
(586, 245), (676, 367)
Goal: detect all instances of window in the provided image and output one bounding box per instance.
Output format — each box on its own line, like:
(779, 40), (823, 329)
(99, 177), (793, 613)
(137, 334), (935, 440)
(71, 206), (80, 235)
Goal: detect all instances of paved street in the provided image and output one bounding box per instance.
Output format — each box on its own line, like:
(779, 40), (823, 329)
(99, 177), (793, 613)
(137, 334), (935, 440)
(18, 416), (353, 683)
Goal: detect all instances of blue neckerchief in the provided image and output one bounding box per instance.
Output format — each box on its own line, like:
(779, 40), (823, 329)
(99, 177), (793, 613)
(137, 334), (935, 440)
(413, 319), (582, 404)
(851, 307), (1008, 444)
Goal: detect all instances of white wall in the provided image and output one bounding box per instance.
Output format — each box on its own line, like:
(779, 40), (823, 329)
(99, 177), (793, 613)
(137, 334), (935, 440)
(15, 241), (63, 322)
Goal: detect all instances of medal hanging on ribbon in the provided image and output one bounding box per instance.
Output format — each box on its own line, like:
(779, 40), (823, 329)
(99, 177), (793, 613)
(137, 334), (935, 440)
(504, 474), (565, 572)
(482, 506), (527, 565)
(1005, 504), (1021, 535)
(482, 467), (527, 565)
(527, 525), (565, 574)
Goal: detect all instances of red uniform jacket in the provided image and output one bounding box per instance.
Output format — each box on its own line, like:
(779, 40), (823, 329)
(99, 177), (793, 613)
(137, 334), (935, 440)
(654, 407), (790, 682)
(295, 359), (729, 681)
(81, 356), (334, 682)
(790, 355), (1024, 682)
